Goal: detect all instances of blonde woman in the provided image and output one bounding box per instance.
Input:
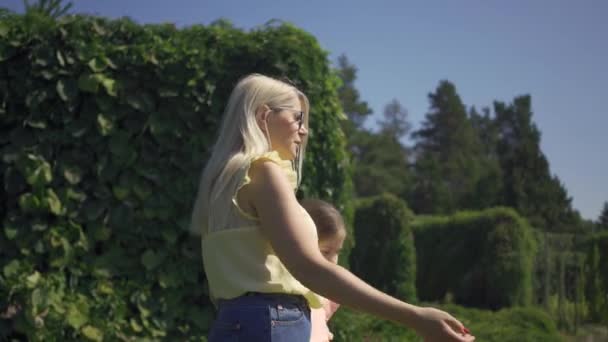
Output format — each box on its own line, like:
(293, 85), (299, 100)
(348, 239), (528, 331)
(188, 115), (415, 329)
(190, 74), (475, 342)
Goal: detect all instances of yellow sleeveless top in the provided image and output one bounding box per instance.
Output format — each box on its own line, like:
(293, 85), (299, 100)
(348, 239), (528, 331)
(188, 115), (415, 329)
(202, 151), (323, 309)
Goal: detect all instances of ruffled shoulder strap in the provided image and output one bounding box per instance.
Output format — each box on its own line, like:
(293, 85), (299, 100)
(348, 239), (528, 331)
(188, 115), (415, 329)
(232, 151), (298, 220)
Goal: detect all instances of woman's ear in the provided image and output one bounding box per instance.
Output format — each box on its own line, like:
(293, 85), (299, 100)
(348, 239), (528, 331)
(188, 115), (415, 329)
(256, 104), (271, 132)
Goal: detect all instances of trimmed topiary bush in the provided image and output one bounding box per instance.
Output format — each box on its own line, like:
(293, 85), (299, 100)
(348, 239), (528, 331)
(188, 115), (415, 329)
(412, 207), (536, 310)
(349, 193), (417, 302)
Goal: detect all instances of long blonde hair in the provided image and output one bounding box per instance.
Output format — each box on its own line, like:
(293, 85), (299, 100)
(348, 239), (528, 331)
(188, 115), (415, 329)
(190, 74), (310, 236)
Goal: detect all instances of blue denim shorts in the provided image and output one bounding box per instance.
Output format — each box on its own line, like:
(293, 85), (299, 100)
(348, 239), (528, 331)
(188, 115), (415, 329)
(208, 292), (311, 342)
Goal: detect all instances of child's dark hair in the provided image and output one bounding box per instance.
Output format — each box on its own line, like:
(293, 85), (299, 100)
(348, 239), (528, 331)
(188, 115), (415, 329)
(300, 199), (346, 242)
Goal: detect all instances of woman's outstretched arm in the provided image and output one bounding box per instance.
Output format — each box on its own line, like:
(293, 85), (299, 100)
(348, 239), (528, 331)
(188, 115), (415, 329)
(247, 161), (474, 342)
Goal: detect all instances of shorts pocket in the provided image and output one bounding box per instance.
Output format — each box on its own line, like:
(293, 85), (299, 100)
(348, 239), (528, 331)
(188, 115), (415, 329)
(270, 302), (306, 325)
(269, 302), (311, 341)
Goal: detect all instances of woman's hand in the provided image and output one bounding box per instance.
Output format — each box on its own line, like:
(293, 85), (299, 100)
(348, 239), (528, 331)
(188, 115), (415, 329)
(413, 307), (475, 342)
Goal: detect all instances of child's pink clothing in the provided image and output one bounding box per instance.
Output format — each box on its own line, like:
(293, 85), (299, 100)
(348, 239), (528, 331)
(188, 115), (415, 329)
(310, 299), (340, 341)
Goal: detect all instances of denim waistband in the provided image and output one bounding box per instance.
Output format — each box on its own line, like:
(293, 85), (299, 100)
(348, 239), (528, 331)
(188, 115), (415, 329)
(217, 292), (308, 309)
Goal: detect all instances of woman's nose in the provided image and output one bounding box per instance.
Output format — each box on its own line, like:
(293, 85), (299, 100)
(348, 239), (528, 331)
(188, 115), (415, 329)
(299, 124), (308, 136)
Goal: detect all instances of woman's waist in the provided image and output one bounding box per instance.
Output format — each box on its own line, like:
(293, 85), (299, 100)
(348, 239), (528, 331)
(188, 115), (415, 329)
(217, 292), (308, 309)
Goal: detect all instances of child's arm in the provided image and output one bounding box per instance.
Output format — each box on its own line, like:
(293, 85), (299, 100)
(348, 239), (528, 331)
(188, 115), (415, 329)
(324, 300), (340, 321)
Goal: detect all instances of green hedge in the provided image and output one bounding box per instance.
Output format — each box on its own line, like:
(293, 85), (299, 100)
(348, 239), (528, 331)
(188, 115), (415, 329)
(329, 304), (561, 342)
(439, 304), (562, 342)
(0, 12), (352, 340)
(412, 207), (536, 310)
(532, 231), (588, 331)
(329, 307), (419, 341)
(584, 231), (608, 323)
(349, 193), (417, 301)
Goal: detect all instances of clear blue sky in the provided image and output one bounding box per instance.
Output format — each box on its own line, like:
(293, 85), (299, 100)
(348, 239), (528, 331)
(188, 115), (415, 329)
(6, 0), (607, 220)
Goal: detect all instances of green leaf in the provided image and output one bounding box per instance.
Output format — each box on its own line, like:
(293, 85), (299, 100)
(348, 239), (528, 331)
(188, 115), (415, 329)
(45, 189), (64, 215)
(101, 78), (117, 97)
(40, 70), (55, 80)
(56, 79), (78, 102)
(34, 240), (46, 253)
(126, 92), (155, 112)
(130, 318), (143, 332)
(56, 50), (66, 66)
(78, 73), (100, 93)
(3, 260), (20, 277)
(96, 281), (114, 295)
(21, 154), (52, 187)
(87, 57), (106, 72)
(63, 165), (83, 184)
(138, 303), (151, 318)
(158, 269), (180, 288)
(96, 113), (114, 136)
(68, 120), (90, 138)
(158, 88), (178, 97)
(4, 225), (18, 240)
(78, 72), (117, 96)
(32, 222), (48, 231)
(25, 119), (47, 129)
(81, 325), (103, 341)
(1, 146), (20, 163)
(68, 187), (88, 204)
(104, 56), (117, 69)
(133, 181), (152, 200)
(141, 250), (163, 270)
(66, 304), (88, 329)
(26, 271), (42, 288)
(19, 192), (42, 213)
(31, 288), (44, 309)
(112, 185), (130, 200)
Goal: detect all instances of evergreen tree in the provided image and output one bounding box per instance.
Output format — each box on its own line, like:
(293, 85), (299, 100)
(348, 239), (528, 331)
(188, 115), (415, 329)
(334, 55), (411, 198)
(351, 130), (411, 198)
(377, 99), (411, 140)
(23, 0), (73, 18)
(597, 202), (608, 231)
(494, 96), (578, 231)
(468, 106), (503, 209)
(335, 54), (372, 132)
(410, 80), (484, 214)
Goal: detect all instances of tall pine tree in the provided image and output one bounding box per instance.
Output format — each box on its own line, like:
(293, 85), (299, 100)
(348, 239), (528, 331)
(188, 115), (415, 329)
(352, 99), (412, 197)
(351, 130), (410, 197)
(597, 202), (608, 231)
(335, 56), (411, 198)
(336, 54), (372, 132)
(494, 95), (579, 231)
(468, 106), (503, 209)
(377, 99), (411, 140)
(410, 80), (484, 214)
